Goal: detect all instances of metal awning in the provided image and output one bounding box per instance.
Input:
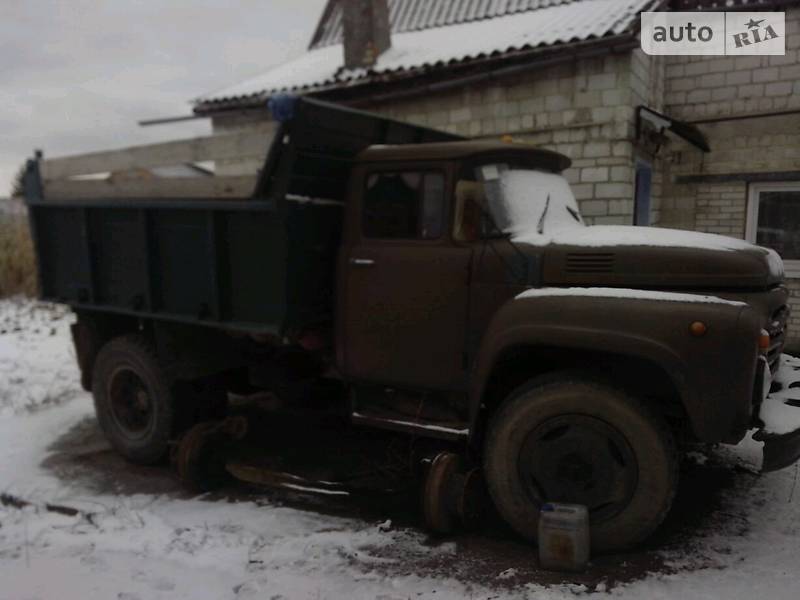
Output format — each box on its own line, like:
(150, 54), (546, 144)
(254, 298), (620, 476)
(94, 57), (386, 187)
(636, 106), (710, 153)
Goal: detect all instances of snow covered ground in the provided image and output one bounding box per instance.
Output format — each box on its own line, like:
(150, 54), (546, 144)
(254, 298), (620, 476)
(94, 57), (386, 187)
(1, 298), (800, 599)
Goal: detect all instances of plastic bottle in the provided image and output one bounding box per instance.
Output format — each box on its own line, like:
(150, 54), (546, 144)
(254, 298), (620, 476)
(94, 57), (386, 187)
(537, 503), (590, 572)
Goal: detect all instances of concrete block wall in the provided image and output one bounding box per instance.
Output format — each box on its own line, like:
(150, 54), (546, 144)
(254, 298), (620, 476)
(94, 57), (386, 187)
(664, 11), (800, 123)
(657, 8), (800, 229)
(656, 115), (800, 235)
(786, 279), (800, 339)
(657, 7), (800, 347)
(658, 32), (800, 232)
(693, 182), (748, 237)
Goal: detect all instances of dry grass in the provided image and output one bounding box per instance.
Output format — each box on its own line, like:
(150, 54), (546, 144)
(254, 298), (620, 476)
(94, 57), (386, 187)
(0, 214), (37, 297)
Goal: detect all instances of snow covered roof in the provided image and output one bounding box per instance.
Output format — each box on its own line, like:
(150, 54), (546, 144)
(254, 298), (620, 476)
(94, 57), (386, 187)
(311, 0), (584, 49)
(195, 0), (655, 111)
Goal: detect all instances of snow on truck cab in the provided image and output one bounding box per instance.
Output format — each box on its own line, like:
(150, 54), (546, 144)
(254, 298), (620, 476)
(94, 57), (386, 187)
(22, 95), (800, 552)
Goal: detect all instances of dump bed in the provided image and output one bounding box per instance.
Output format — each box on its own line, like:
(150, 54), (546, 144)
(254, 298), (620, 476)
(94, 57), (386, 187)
(23, 97), (461, 334)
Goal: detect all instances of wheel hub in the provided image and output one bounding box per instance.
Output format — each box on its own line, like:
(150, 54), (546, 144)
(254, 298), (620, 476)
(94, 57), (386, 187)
(556, 453), (594, 484)
(108, 367), (155, 440)
(518, 415), (638, 522)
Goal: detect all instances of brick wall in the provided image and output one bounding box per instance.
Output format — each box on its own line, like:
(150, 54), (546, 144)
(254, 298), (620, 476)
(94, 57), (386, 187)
(659, 8), (800, 230)
(657, 7), (800, 347)
(658, 115), (800, 235)
(787, 278), (800, 338)
(664, 27), (800, 123)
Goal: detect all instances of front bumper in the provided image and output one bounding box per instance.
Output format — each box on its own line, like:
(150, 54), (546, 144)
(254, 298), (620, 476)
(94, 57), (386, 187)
(753, 427), (800, 472)
(754, 354), (800, 472)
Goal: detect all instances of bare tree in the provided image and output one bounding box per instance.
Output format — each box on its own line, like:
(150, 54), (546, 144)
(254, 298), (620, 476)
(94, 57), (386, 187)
(10, 163), (26, 199)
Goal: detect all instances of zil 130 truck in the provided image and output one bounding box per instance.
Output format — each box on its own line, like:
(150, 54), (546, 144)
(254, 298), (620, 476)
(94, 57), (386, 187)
(22, 96), (800, 552)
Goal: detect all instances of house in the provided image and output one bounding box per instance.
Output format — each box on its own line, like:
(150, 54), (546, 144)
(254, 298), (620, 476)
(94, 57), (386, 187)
(193, 0), (800, 348)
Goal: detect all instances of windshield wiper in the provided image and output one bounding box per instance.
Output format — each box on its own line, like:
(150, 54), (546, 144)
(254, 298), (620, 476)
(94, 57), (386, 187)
(565, 205), (581, 223)
(537, 194), (551, 235)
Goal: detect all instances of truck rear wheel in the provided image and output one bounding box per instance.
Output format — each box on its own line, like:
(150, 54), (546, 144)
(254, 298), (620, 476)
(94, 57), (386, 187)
(92, 335), (175, 465)
(175, 421), (232, 492)
(483, 376), (677, 552)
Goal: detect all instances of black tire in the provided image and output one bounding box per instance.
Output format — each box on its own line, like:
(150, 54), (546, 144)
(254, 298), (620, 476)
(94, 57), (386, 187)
(91, 335), (175, 465)
(483, 374), (678, 552)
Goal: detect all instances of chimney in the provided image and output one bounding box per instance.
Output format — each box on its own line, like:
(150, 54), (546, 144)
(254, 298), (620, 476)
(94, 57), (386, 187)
(342, 0), (391, 70)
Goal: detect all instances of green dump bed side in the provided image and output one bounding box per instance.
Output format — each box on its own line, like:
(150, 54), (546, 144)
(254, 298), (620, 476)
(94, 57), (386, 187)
(23, 96), (462, 334)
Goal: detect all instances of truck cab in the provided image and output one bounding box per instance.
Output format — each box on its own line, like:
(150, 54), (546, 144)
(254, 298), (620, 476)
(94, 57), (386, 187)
(340, 143), (566, 403)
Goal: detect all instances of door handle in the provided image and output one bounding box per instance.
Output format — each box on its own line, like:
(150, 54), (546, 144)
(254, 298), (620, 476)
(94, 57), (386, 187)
(350, 258), (375, 267)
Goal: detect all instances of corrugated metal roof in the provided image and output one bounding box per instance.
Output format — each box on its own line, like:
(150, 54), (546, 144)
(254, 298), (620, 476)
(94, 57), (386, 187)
(196, 0), (654, 110)
(310, 0), (578, 49)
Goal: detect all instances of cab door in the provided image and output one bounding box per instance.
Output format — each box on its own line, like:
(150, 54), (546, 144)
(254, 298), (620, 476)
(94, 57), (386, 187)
(339, 164), (473, 391)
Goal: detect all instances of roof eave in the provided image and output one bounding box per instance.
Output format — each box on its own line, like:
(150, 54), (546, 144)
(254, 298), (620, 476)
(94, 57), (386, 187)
(193, 31), (641, 117)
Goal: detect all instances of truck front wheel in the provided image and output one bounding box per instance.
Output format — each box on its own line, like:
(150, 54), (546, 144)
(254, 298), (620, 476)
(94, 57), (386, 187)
(483, 376), (677, 552)
(92, 335), (175, 465)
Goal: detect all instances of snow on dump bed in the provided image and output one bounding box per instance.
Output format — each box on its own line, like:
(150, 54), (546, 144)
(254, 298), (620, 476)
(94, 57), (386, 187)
(516, 287), (747, 306)
(760, 354), (800, 436)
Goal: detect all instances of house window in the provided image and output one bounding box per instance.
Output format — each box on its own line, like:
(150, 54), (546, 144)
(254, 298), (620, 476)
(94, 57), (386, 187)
(363, 171), (445, 240)
(634, 160), (652, 226)
(747, 182), (800, 277)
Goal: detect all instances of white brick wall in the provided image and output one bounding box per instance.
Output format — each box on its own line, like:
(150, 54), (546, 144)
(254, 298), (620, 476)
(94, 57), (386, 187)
(663, 9), (800, 123)
(657, 7), (800, 347)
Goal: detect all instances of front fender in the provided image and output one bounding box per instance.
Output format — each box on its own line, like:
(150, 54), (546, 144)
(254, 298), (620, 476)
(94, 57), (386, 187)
(469, 290), (762, 444)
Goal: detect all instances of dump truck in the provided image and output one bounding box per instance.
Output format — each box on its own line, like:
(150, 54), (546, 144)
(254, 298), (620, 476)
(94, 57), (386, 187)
(23, 96), (800, 552)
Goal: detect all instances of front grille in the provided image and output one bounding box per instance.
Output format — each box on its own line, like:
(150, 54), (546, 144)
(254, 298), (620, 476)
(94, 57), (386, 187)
(766, 304), (789, 372)
(565, 252), (615, 274)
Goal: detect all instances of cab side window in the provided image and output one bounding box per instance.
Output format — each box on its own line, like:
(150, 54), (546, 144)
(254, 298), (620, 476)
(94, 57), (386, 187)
(363, 171), (445, 240)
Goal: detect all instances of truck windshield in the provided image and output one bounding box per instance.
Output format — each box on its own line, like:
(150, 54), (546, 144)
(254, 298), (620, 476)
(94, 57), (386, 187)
(475, 164), (584, 240)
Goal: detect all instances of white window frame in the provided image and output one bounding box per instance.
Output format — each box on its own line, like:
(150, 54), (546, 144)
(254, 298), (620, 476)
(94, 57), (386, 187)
(746, 182), (800, 278)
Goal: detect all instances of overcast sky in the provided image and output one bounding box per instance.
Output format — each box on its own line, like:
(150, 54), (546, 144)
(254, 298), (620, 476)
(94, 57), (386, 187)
(0, 0), (328, 195)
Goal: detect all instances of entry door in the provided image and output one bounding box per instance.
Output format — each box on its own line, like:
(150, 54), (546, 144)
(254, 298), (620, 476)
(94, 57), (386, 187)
(342, 169), (472, 390)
